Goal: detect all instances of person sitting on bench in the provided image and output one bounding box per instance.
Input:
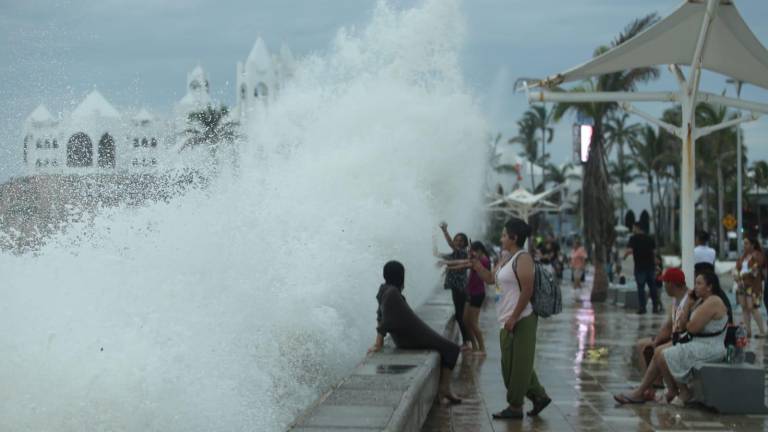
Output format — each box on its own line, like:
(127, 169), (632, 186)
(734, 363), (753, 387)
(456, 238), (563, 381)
(615, 271), (729, 404)
(633, 268), (691, 397)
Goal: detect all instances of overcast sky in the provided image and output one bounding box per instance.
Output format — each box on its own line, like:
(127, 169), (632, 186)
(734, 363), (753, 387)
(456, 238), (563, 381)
(1, 0), (767, 182)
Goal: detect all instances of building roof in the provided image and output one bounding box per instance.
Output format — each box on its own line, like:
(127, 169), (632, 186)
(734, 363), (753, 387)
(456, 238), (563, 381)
(71, 90), (121, 120)
(537, 0), (768, 90)
(27, 104), (54, 124)
(246, 37), (273, 71)
(133, 108), (154, 123)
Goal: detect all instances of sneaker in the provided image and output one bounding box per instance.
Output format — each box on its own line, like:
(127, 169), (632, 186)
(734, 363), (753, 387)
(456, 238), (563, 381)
(637, 308), (647, 315)
(653, 304), (664, 314)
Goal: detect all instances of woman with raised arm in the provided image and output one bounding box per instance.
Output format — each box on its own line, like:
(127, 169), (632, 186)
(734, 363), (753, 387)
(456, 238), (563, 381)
(438, 222), (471, 350)
(471, 217), (551, 420)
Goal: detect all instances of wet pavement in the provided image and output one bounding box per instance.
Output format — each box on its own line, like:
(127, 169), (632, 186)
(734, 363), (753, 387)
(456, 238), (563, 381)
(422, 272), (768, 432)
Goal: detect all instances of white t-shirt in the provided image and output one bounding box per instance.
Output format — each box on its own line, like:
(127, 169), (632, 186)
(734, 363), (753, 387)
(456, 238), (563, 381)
(495, 250), (533, 327)
(694, 245), (716, 265)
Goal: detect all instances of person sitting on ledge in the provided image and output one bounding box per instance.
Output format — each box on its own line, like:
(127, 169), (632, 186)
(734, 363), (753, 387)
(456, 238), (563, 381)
(632, 268), (691, 399)
(368, 260), (462, 404)
(615, 271), (729, 405)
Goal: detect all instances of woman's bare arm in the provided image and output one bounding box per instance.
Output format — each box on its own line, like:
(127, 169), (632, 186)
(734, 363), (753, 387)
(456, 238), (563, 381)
(506, 253), (534, 327)
(686, 297), (725, 334)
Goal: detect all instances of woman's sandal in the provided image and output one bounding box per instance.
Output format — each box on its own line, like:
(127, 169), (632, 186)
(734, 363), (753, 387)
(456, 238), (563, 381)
(664, 390), (677, 404)
(613, 393), (646, 405)
(492, 407), (523, 419)
(526, 396), (552, 416)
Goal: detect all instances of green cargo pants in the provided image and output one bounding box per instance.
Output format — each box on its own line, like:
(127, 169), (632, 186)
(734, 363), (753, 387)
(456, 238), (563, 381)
(499, 314), (548, 406)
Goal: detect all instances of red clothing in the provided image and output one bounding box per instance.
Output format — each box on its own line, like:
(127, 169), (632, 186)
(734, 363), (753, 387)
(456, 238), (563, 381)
(467, 256), (490, 295)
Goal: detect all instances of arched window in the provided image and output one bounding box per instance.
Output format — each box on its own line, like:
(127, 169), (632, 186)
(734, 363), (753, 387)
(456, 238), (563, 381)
(66, 132), (93, 167)
(133, 138), (139, 147)
(141, 138), (148, 147)
(98, 133), (116, 168)
(36, 139), (41, 149)
(23, 135), (30, 164)
(256, 82), (268, 99)
(150, 138), (157, 148)
(52, 139), (58, 149)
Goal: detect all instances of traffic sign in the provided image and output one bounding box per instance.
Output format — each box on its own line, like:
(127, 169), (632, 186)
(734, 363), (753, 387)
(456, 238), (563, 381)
(723, 214), (737, 231)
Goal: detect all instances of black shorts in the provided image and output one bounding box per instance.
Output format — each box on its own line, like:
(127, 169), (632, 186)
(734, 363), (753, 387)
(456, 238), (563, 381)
(468, 292), (485, 308)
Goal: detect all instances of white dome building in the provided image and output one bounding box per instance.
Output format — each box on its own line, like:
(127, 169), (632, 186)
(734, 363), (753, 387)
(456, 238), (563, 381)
(21, 38), (296, 176)
(22, 90), (167, 175)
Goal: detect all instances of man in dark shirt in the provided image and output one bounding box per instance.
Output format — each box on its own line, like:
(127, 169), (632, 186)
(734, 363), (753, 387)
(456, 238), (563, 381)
(624, 223), (660, 314)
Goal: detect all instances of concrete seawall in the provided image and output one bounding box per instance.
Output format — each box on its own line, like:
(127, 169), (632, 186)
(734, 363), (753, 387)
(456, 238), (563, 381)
(289, 288), (456, 431)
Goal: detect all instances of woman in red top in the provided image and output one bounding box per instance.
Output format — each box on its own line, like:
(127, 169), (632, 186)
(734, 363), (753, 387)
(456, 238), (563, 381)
(464, 241), (490, 354)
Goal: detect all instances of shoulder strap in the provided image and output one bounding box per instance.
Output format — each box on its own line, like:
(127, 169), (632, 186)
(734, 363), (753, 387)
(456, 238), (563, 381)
(693, 322), (728, 337)
(510, 250), (529, 292)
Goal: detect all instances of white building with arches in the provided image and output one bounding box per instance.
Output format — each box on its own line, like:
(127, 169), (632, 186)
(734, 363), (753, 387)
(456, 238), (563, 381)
(22, 90), (169, 175)
(22, 38), (296, 176)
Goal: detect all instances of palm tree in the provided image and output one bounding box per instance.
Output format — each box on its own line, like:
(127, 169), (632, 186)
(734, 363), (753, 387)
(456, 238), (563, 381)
(524, 106), (554, 162)
(608, 159), (638, 213)
(605, 112), (640, 221)
(544, 162), (580, 236)
(552, 13), (660, 302)
(628, 125), (673, 244)
(750, 160), (768, 238)
(697, 103), (739, 258)
(182, 105), (239, 154)
(508, 114), (543, 191)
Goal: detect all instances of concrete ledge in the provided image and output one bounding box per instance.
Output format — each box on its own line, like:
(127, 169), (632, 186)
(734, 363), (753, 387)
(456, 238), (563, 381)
(289, 288), (456, 431)
(690, 362), (768, 414)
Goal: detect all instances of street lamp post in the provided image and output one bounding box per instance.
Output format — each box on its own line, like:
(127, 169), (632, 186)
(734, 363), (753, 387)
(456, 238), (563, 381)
(728, 78), (744, 255)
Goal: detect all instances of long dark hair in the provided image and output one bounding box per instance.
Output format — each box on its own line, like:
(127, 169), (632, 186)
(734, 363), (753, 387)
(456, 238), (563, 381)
(470, 241), (488, 257)
(698, 271), (733, 324)
(504, 217), (531, 248)
(746, 236), (762, 253)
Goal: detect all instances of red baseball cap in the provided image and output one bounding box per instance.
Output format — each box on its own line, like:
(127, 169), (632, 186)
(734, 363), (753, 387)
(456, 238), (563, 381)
(661, 267), (686, 286)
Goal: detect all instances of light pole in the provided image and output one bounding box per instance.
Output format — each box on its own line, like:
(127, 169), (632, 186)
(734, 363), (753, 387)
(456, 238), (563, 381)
(727, 78), (744, 255)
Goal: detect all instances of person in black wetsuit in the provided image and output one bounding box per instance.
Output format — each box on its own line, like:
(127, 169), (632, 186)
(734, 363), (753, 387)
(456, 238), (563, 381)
(369, 260), (462, 404)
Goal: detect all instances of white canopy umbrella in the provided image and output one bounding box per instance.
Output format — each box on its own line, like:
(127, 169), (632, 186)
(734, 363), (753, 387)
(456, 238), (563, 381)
(520, 0), (768, 286)
(487, 186), (562, 221)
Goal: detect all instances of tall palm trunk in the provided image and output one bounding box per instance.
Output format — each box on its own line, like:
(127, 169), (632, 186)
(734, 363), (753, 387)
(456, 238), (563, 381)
(584, 125), (615, 302)
(702, 182), (710, 234)
(669, 186), (676, 247)
(758, 184), (763, 237)
(530, 162), (535, 191)
(619, 141), (625, 222)
(717, 159), (726, 258)
(647, 173), (656, 234)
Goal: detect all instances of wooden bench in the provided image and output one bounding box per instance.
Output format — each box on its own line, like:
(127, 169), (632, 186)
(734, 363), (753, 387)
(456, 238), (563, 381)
(689, 361), (768, 414)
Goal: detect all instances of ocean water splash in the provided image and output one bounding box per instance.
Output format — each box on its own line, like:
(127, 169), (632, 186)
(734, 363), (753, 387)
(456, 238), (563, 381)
(0, 0), (488, 430)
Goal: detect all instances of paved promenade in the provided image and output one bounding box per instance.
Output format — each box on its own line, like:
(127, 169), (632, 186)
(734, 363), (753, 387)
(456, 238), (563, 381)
(422, 274), (768, 432)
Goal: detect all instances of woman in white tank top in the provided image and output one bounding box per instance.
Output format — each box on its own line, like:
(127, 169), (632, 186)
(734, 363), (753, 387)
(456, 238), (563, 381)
(472, 217), (551, 420)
